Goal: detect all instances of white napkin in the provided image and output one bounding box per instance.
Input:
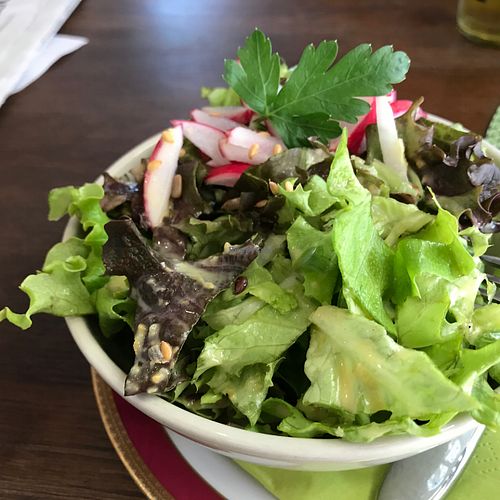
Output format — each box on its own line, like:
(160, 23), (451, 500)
(12, 34), (88, 94)
(0, 0), (85, 107)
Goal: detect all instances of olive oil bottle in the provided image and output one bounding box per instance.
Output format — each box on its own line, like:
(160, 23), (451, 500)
(457, 0), (500, 46)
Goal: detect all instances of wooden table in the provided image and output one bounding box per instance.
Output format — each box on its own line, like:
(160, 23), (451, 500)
(0, 0), (498, 498)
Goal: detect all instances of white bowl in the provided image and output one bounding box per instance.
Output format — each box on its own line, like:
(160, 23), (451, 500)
(64, 122), (500, 471)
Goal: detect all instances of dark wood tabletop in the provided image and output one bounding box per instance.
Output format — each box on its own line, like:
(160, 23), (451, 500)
(0, 0), (499, 498)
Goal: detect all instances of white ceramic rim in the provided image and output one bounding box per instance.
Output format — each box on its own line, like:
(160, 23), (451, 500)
(65, 115), (500, 465)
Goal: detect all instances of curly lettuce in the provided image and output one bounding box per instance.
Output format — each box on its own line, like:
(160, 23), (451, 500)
(1, 184), (133, 336)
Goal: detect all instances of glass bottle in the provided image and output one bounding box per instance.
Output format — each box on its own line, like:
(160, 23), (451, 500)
(457, 0), (500, 46)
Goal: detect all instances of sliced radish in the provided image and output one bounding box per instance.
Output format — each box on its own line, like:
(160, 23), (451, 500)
(228, 127), (285, 148)
(219, 138), (252, 164)
(191, 109), (240, 131)
(387, 89), (397, 103)
(204, 163), (251, 187)
(329, 121), (360, 152)
(391, 99), (411, 118)
(330, 96), (426, 155)
(349, 100), (425, 152)
(171, 120), (226, 166)
(329, 97), (375, 153)
(223, 127), (286, 165)
(200, 106), (253, 124)
(346, 100), (378, 154)
(390, 100), (427, 120)
(144, 126), (183, 228)
(376, 95), (407, 180)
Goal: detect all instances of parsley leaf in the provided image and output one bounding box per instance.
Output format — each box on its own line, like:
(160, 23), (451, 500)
(224, 30), (410, 148)
(271, 112), (342, 147)
(224, 29), (280, 115)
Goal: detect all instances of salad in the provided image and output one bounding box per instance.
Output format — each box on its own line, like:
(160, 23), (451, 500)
(2, 30), (500, 442)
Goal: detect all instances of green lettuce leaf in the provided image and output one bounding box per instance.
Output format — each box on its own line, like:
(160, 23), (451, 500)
(260, 398), (435, 442)
(352, 155), (388, 196)
(242, 261), (297, 313)
(256, 234), (286, 266)
(203, 248), (296, 329)
(396, 275), (452, 349)
(459, 226), (491, 257)
(261, 398), (343, 438)
(2, 182), (138, 337)
(209, 259), (297, 315)
(422, 335), (463, 375)
(371, 196), (433, 247)
(448, 272), (486, 326)
(49, 183), (110, 291)
(393, 203), (477, 301)
(175, 214), (254, 259)
(286, 216), (338, 304)
(326, 129), (370, 207)
(395, 97), (433, 163)
(273, 331), (311, 400)
(194, 281), (313, 423)
(268, 254), (295, 284)
(194, 283), (314, 379)
(2, 185), (111, 328)
(1, 184), (117, 329)
(93, 275), (135, 337)
(332, 201), (395, 333)
(233, 147), (330, 212)
(278, 176), (334, 217)
(370, 158), (419, 198)
(203, 296), (265, 331)
(470, 303), (500, 345)
(303, 306), (476, 418)
(340, 418), (436, 442)
(200, 86), (241, 107)
(453, 341), (500, 393)
(470, 377), (500, 428)
(469, 304), (500, 382)
(450, 341), (500, 429)
(0, 238), (94, 329)
(397, 269), (483, 350)
(208, 361), (278, 425)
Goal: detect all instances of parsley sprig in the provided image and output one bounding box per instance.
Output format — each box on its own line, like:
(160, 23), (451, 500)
(224, 30), (410, 147)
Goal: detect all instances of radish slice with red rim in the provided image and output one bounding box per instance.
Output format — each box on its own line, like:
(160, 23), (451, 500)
(224, 127), (285, 165)
(218, 138), (251, 165)
(204, 162), (251, 187)
(171, 120), (226, 166)
(329, 97), (375, 153)
(391, 100), (427, 120)
(143, 126), (183, 228)
(200, 106), (253, 124)
(376, 95), (407, 179)
(346, 101), (378, 154)
(330, 96), (426, 155)
(191, 109), (240, 131)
